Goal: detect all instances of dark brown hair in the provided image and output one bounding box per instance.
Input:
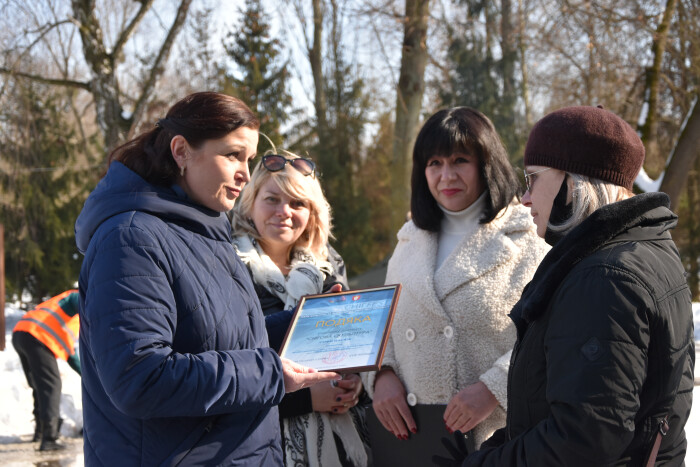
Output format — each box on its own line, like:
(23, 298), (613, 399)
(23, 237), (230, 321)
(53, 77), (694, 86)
(109, 92), (260, 186)
(410, 107), (521, 231)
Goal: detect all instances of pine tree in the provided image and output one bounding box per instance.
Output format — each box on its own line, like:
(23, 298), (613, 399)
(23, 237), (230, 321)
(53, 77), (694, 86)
(315, 53), (374, 275)
(219, 0), (292, 148)
(437, 1), (524, 159)
(0, 82), (96, 298)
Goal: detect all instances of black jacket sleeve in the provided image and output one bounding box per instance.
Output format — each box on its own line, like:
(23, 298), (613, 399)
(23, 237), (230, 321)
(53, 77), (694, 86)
(277, 388), (314, 418)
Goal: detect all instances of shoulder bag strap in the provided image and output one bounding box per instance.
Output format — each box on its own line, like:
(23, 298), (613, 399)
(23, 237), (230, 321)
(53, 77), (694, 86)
(644, 415), (669, 467)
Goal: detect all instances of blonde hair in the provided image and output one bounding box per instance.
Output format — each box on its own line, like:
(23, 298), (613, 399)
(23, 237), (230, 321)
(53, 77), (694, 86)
(548, 174), (634, 235)
(232, 150), (332, 261)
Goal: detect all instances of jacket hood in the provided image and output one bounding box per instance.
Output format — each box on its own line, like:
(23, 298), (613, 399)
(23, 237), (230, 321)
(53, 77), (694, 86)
(512, 192), (677, 325)
(75, 161), (230, 253)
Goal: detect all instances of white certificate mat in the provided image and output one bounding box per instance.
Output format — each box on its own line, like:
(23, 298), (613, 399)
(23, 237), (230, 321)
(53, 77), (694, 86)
(279, 284), (401, 373)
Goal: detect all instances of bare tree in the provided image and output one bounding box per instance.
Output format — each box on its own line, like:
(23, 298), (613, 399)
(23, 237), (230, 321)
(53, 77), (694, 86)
(517, 0), (532, 127)
(390, 0), (429, 233)
(310, 0), (330, 146)
(501, 0), (517, 126)
(1, 0), (192, 151)
(638, 0), (677, 173)
(660, 100), (700, 210)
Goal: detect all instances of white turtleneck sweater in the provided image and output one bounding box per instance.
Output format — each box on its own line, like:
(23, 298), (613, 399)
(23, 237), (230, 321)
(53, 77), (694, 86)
(436, 191), (487, 270)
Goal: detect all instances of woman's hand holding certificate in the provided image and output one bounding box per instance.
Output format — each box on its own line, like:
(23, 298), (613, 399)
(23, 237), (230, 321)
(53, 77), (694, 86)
(281, 357), (341, 393)
(311, 373), (362, 414)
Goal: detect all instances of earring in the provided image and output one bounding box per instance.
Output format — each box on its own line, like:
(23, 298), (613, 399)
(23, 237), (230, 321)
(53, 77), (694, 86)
(180, 165), (185, 177)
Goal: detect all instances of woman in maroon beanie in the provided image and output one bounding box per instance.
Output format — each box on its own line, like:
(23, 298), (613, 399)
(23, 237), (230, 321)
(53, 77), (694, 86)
(460, 106), (695, 466)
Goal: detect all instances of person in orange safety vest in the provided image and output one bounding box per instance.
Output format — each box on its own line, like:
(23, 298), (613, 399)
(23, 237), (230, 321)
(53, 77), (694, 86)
(12, 289), (80, 451)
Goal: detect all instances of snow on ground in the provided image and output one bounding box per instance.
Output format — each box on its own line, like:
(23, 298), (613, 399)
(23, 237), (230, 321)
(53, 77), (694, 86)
(1, 303), (699, 466)
(1, 303), (83, 466)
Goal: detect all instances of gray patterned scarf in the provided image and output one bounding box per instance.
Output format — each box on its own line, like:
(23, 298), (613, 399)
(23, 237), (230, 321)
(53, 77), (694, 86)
(233, 235), (368, 467)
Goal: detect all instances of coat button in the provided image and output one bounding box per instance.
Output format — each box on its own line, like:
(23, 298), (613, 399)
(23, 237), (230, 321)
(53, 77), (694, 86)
(405, 328), (415, 342)
(406, 393), (417, 406)
(443, 326), (454, 338)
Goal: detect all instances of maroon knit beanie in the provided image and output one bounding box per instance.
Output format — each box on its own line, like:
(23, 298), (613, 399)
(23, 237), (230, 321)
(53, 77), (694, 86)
(523, 106), (644, 190)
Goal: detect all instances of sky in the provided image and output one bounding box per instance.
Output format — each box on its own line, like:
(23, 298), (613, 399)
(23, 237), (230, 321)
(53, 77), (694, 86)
(1, 302), (699, 466)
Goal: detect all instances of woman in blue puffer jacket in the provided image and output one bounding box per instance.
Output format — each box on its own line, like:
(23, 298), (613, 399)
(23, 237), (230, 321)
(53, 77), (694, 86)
(75, 92), (339, 466)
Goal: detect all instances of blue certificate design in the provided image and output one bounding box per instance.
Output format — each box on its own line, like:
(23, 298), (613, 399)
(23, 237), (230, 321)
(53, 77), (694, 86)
(279, 285), (401, 372)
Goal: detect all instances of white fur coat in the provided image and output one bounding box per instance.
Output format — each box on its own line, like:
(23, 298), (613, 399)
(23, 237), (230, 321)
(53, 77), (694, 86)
(364, 202), (549, 447)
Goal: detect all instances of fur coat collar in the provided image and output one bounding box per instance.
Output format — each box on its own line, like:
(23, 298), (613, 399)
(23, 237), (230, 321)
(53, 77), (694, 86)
(395, 202), (535, 319)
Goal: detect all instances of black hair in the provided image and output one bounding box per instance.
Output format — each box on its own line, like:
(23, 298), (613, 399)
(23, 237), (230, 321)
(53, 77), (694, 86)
(410, 107), (521, 231)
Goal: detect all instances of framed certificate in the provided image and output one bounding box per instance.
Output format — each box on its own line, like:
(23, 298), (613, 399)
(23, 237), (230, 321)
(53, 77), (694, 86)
(279, 284), (401, 373)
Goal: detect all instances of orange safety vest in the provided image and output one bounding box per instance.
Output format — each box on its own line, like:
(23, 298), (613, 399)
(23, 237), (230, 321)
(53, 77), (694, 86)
(13, 289), (80, 361)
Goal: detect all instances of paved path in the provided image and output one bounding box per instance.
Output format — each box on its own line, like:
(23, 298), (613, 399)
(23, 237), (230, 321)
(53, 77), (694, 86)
(0, 434), (82, 466)
(0, 344), (696, 466)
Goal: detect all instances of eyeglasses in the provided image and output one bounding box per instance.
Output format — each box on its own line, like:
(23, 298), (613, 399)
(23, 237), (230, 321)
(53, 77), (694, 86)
(523, 167), (552, 192)
(262, 154), (316, 178)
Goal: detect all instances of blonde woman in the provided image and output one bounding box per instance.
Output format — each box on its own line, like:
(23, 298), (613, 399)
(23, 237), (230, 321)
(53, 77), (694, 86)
(232, 150), (369, 467)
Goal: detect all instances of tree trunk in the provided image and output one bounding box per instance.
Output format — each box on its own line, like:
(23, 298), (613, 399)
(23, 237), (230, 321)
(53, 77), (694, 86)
(500, 0), (517, 144)
(659, 98), (700, 210)
(684, 156), (699, 300)
(390, 0), (430, 235)
(639, 0), (677, 175)
(517, 0), (531, 127)
(309, 0), (329, 148)
(71, 0), (124, 150)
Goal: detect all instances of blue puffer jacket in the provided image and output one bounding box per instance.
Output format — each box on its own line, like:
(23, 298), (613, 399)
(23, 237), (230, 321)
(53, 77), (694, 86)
(75, 162), (285, 466)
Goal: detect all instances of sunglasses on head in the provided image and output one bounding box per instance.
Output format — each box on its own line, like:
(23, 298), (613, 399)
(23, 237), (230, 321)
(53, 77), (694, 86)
(262, 154), (316, 177)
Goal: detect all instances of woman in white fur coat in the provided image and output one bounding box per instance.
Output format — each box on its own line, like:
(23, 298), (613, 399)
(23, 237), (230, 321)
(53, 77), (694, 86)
(364, 107), (549, 450)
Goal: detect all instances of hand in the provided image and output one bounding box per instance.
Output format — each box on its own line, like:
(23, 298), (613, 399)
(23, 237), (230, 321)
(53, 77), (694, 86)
(372, 368), (416, 439)
(432, 430), (473, 467)
(310, 373), (363, 414)
(281, 357), (340, 393)
(444, 381), (498, 433)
